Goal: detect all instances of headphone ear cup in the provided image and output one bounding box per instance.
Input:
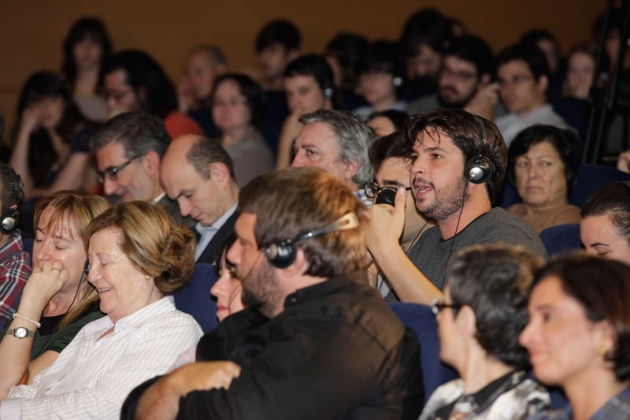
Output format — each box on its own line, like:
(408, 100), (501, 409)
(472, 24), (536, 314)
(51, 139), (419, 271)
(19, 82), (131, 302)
(323, 87), (334, 100)
(392, 76), (402, 87)
(465, 155), (493, 184)
(0, 209), (18, 235)
(264, 241), (296, 269)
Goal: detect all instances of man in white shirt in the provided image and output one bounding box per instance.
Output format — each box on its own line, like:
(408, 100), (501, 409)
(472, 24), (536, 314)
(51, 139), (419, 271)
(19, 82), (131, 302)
(495, 44), (572, 146)
(160, 135), (240, 264)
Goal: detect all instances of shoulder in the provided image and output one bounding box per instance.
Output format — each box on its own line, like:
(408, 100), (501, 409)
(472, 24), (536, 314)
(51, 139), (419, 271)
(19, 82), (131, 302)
(420, 379), (464, 420)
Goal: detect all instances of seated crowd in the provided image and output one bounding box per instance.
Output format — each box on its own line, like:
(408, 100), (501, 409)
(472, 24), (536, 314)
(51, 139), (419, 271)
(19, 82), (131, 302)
(1, 5), (630, 419)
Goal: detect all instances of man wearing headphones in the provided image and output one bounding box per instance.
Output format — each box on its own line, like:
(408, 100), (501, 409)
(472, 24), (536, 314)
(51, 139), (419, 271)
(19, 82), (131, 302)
(126, 167), (423, 419)
(0, 164), (31, 329)
(366, 109), (546, 304)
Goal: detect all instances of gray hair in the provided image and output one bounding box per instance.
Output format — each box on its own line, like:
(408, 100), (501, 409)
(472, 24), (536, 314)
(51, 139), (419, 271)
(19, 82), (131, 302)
(299, 109), (376, 186)
(90, 112), (170, 159)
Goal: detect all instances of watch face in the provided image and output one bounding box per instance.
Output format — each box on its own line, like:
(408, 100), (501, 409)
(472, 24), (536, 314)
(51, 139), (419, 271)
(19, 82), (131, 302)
(15, 327), (28, 338)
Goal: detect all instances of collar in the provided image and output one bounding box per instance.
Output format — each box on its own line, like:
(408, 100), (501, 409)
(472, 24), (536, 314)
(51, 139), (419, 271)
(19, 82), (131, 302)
(152, 192), (166, 204)
(82, 296), (176, 334)
(284, 271), (368, 308)
(195, 203), (237, 234)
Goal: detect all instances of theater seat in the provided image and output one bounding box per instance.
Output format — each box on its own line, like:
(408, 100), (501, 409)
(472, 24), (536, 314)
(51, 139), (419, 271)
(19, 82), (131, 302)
(569, 164), (630, 207)
(539, 224), (581, 256)
(388, 302), (458, 403)
(174, 263), (218, 333)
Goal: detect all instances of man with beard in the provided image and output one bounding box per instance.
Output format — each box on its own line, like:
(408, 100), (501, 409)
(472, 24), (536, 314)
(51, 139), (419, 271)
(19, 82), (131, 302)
(123, 167), (424, 420)
(365, 109), (545, 304)
(407, 35), (502, 121)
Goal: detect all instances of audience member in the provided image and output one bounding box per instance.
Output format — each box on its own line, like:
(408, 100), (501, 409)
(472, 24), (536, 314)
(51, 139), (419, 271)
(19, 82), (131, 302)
(495, 44), (572, 145)
(276, 54), (334, 169)
(0, 191), (109, 399)
(292, 109), (375, 205)
(9, 71), (97, 201)
(100, 50), (203, 139)
(324, 33), (369, 110)
(0, 201), (202, 418)
(564, 42), (597, 100)
(177, 45), (228, 137)
(252, 19), (301, 153)
(521, 254), (630, 420)
(354, 40), (406, 120)
(366, 109), (546, 304)
(580, 182), (630, 264)
(60, 17), (112, 122)
(420, 244), (550, 419)
(160, 135), (239, 264)
(89, 112), (194, 228)
(125, 167), (424, 419)
(0, 164), (31, 329)
(506, 125), (581, 233)
(520, 29), (565, 99)
(399, 7), (456, 100)
(407, 34), (501, 121)
(210, 74), (273, 186)
(210, 233), (244, 323)
(367, 109), (408, 138)
(367, 132), (433, 300)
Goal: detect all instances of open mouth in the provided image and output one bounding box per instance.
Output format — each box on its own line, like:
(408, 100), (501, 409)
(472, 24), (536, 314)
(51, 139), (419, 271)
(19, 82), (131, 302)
(97, 287), (112, 294)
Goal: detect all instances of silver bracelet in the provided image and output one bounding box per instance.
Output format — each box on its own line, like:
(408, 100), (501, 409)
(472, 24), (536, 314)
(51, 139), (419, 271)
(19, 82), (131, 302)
(12, 312), (41, 329)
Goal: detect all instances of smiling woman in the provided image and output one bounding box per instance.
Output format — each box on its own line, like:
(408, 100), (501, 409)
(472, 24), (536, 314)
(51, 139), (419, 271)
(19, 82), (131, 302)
(0, 201), (202, 418)
(506, 125), (581, 233)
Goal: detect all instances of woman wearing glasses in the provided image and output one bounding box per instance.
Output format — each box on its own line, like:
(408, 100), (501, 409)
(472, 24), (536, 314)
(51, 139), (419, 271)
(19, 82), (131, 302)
(420, 244), (550, 419)
(210, 74), (273, 187)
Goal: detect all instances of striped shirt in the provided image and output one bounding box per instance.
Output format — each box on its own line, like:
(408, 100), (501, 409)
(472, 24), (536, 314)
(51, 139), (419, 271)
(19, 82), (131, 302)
(1, 296), (202, 419)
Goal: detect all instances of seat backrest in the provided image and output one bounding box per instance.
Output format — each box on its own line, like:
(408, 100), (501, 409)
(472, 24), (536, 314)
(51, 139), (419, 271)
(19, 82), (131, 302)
(174, 263), (218, 333)
(539, 224), (582, 256)
(570, 164), (630, 207)
(388, 302), (458, 404)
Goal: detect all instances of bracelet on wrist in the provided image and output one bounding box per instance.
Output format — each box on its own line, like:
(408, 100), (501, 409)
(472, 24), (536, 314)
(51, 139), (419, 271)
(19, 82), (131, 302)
(12, 312), (41, 329)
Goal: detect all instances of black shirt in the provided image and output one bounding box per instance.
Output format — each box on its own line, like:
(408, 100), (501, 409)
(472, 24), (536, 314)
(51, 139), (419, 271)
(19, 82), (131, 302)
(123, 271), (424, 419)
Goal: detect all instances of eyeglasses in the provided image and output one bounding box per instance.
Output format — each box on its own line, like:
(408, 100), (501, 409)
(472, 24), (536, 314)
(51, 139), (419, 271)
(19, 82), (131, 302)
(364, 183), (411, 199)
(497, 74), (534, 88)
(431, 298), (461, 316)
(97, 155), (142, 183)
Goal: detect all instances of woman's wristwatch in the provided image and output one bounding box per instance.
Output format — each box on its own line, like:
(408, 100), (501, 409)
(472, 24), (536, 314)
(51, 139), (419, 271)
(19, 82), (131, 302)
(7, 326), (36, 338)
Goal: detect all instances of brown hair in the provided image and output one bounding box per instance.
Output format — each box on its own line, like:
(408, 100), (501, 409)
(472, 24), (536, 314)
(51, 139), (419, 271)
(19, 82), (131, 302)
(239, 167), (367, 277)
(34, 191), (111, 330)
(83, 201), (196, 294)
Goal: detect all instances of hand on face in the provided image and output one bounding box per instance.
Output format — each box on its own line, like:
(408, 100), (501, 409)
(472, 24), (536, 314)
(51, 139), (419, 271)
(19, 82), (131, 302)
(22, 261), (70, 311)
(21, 104), (45, 135)
(463, 82), (499, 121)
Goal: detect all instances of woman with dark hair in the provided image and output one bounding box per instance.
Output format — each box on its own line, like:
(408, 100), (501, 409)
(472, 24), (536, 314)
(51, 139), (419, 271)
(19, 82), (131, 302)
(506, 125), (581, 232)
(367, 109), (409, 138)
(9, 71), (98, 200)
(324, 33), (369, 110)
(276, 54), (335, 169)
(211, 74), (273, 186)
(61, 17), (112, 122)
(354, 40), (407, 121)
(580, 182), (630, 264)
(521, 254), (630, 419)
(421, 244), (550, 419)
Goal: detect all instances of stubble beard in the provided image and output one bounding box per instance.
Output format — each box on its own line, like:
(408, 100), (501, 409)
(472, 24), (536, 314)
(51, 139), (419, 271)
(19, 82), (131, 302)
(415, 175), (469, 222)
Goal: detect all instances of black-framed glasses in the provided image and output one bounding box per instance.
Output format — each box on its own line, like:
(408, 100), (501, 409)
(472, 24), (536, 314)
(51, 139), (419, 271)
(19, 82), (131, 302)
(364, 183), (411, 199)
(431, 298), (461, 316)
(97, 155), (142, 183)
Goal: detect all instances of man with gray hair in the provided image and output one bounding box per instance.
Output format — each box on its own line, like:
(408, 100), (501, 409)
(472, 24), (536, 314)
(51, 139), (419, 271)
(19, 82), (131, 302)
(90, 112), (193, 228)
(292, 109), (376, 204)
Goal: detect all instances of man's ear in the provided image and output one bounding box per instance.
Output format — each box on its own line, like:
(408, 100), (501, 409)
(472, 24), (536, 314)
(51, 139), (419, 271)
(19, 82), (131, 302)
(143, 151), (161, 175)
(456, 305), (477, 339)
(282, 247), (309, 277)
(209, 162), (229, 185)
(537, 75), (549, 93)
(344, 159), (360, 182)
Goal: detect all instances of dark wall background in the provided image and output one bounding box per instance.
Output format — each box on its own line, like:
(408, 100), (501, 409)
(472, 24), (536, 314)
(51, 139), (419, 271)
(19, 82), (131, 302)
(0, 0), (606, 130)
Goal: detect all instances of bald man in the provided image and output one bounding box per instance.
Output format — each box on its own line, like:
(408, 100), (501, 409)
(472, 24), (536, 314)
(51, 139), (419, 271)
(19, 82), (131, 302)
(160, 134), (239, 264)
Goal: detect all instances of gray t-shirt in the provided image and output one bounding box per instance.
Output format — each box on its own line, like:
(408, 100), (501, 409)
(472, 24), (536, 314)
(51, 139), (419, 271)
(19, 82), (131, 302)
(407, 207), (547, 290)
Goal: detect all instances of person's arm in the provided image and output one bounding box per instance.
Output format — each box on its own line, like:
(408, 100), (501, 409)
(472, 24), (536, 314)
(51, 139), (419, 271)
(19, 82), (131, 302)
(2, 309), (202, 419)
(9, 106), (41, 195)
(617, 150), (630, 174)
(0, 262), (68, 399)
(364, 187), (442, 304)
(26, 152), (91, 199)
(135, 361), (241, 420)
(275, 111), (303, 170)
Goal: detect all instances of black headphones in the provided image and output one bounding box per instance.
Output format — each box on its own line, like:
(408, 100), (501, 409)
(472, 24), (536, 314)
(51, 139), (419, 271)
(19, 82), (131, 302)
(464, 115), (493, 184)
(264, 212), (360, 269)
(0, 208), (18, 235)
